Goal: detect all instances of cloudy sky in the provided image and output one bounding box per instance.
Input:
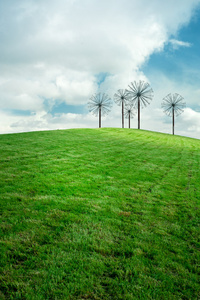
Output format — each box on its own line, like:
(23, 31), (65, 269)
(0, 0), (200, 139)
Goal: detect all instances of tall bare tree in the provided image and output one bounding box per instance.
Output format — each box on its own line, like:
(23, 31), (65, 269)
(124, 104), (135, 128)
(162, 93), (186, 135)
(127, 81), (153, 129)
(113, 89), (129, 128)
(88, 93), (112, 128)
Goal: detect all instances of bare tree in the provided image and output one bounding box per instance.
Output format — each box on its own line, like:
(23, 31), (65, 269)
(113, 89), (129, 128)
(162, 93), (186, 135)
(88, 93), (112, 128)
(127, 81), (153, 129)
(124, 104), (135, 128)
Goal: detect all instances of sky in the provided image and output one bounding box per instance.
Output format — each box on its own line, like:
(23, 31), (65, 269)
(0, 0), (200, 139)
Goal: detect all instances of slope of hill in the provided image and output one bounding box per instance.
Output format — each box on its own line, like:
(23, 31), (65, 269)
(0, 128), (199, 299)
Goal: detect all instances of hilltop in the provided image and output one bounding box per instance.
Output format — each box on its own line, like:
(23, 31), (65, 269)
(0, 128), (199, 299)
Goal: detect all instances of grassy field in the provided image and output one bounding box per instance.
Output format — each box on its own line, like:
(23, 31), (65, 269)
(0, 128), (199, 300)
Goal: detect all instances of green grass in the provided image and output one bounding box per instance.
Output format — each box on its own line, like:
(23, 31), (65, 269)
(0, 128), (199, 300)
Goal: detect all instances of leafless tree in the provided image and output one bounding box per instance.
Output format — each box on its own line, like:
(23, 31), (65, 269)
(126, 81), (153, 129)
(113, 89), (129, 128)
(88, 93), (112, 128)
(124, 104), (136, 128)
(162, 93), (186, 135)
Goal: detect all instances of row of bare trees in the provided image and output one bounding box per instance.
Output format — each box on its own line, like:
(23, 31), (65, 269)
(88, 80), (186, 135)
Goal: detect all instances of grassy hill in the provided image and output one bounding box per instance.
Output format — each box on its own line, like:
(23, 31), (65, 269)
(0, 128), (199, 300)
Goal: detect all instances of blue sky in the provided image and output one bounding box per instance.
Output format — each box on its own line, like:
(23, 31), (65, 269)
(0, 0), (200, 138)
(142, 7), (200, 112)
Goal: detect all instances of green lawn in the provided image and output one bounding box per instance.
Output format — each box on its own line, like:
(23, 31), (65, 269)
(0, 128), (199, 299)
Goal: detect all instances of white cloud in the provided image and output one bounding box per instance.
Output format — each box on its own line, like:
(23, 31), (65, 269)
(169, 39), (192, 49)
(0, 0), (200, 137)
(182, 108), (200, 133)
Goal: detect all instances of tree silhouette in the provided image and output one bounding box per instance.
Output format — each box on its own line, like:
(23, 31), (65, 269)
(127, 81), (153, 129)
(124, 104), (135, 128)
(113, 89), (129, 128)
(88, 93), (112, 128)
(162, 93), (186, 135)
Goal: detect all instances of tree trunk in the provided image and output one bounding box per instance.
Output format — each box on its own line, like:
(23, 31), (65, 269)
(138, 97), (140, 129)
(122, 101), (124, 128)
(129, 112), (130, 128)
(172, 107), (174, 135)
(99, 107), (101, 128)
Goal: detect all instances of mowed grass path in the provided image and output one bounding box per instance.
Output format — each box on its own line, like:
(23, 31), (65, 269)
(0, 128), (199, 300)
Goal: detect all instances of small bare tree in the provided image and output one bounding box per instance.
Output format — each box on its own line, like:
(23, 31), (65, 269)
(88, 93), (112, 128)
(113, 89), (129, 128)
(126, 81), (153, 129)
(124, 104), (135, 128)
(162, 93), (186, 135)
